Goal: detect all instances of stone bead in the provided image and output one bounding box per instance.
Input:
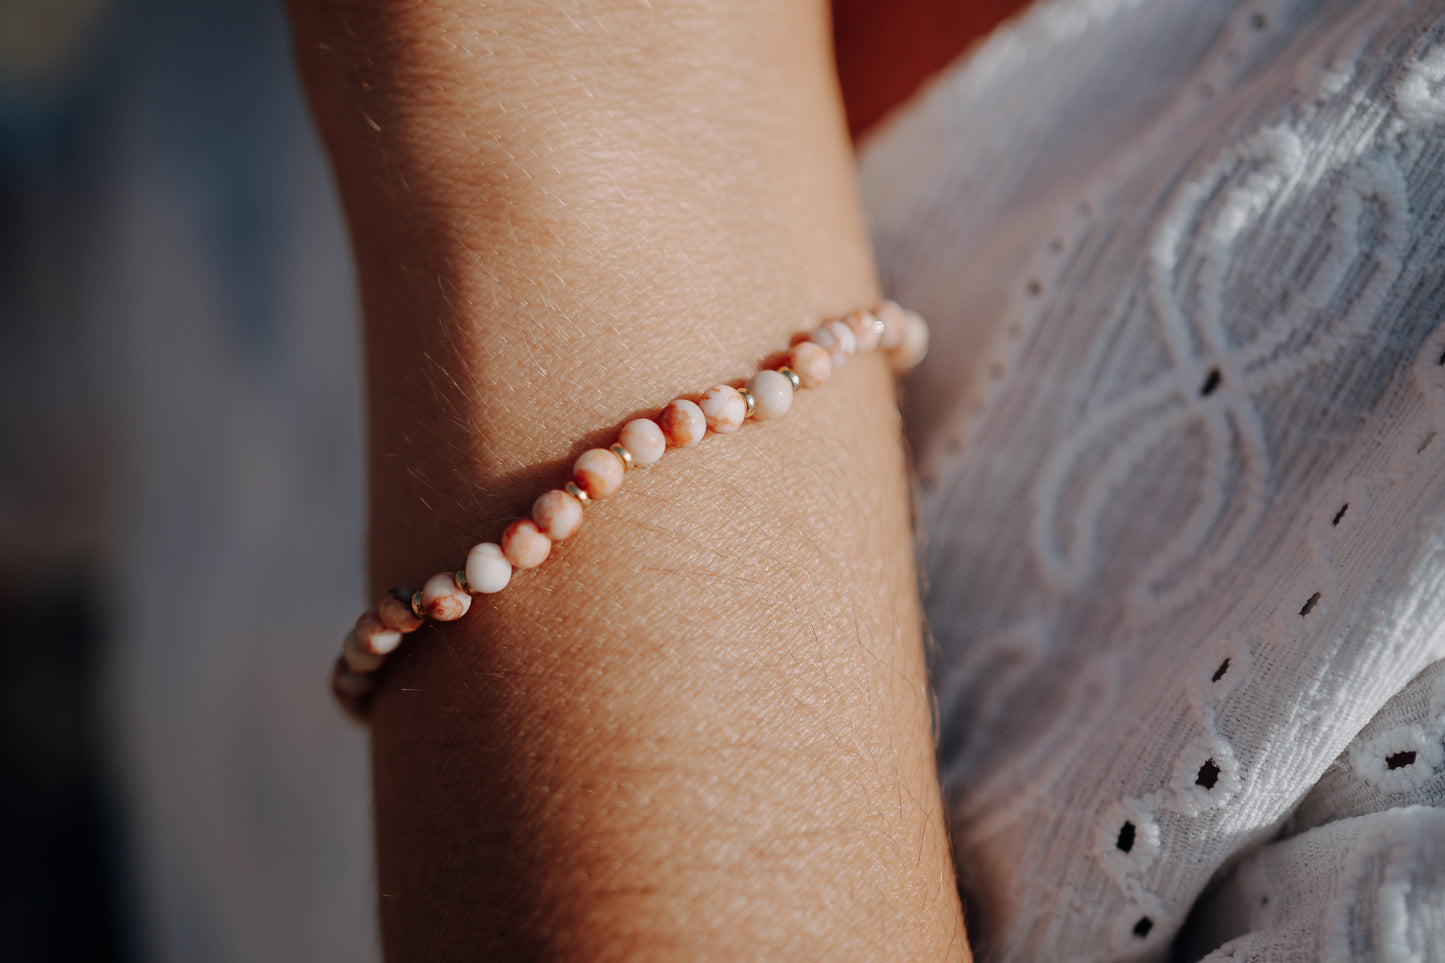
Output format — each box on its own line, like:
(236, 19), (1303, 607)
(746, 369), (794, 420)
(502, 518), (552, 569)
(811, 319), (857, 367)
(619, 418), (666, 466)
(787, 341), (832, 389)
(699, 385), (746, 434)
(355, 610), (403, 656)
(844, 308), (883, 352)
(533, 489), (583, 540)
(659, 399), (707, 447)
(331, 655), (377, 708)
(343, 629), (386, 673)
(378, 586), (424, 633)
(421, 570), (472, 621)
(573, 448), (626, 498)
(465, 541), (512, 594)
(876, 299), (908, 350)
(890, 309), (930, 373)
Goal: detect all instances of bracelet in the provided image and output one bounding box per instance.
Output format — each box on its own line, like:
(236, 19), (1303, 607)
(331, 300), (930, 720)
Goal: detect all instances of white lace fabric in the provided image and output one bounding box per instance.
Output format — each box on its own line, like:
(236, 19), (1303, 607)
(859, 0), (1445, 959)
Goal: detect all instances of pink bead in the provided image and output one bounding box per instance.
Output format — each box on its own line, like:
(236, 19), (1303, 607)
(421, 571), (471, 621)
(355, 610), (403, 655)
(876, 300), (907, 350)
(502, 518), (552, 569)
(811, 319), (857, 367)
(844, 309), (883, 352)
(658, 399), (707, 447)
(378, 587), (424, 633)
(533, 489), (583, 540)
(573, 448), (626, 498)
(786, 341), (832, 389)
(699, 385), (746, 434)
(619, 418), (666, 466)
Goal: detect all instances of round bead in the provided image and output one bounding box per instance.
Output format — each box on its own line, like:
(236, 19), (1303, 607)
(502, 518), (552, 569)
(890, 309), (930, 373)
(343, 629), (386, 673)
(844, 309), (883, 352)
(533, 489), (583, 540)
(699, 385), (746, 434)
(331, 655), (377, 709)
(379, 586), (424, 633)
(811, 319), (857, 367)
(746, 369), (794, 420)
(619, 418), (666, 466)
(876, 300), (908, 350)
(573, 448), (626, 498)
(658, 399), (707, 447)
(355, 610), (403, 656)
(787, 340), (832, 389)
(465, 541), (513, 593)
(422, 570), (472, 621)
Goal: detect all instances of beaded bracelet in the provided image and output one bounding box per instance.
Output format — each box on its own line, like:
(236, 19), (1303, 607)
(331, 300), (930, 720)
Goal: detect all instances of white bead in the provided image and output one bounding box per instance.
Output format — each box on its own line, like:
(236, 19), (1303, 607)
(619, 418), (666, 466)
(700, 384), (746, 433)
(811, 319), (857, 367)
(890, 309), (930, 373)
(343, 629), (386, 673)
(465, 542), (512, 594)
(355, 611), (402, 655)
(746, 370), (794, 420)
(422, 571), (472, 620)
(659, 399), (708, 448)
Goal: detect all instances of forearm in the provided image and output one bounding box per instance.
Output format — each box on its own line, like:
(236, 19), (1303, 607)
(290, 1), (965, 958)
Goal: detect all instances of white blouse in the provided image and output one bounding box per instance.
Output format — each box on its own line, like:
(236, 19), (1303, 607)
(860, 0), (1445, 958)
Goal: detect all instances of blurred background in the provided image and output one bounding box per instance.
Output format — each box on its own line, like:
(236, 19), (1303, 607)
(0, 0), (1011, 958)
(1, 0), (373, 958)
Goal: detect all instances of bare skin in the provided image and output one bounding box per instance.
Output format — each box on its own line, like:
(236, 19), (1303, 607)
(288, 0), (968, 958)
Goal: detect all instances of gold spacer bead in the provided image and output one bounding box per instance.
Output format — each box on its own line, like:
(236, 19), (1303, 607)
(410, 590), (426, 619)
(454, 570), (471, 595)
(778, 367), (801, 392)
(738, 387), (756, 418)
(565, 481), (590, 504)
(610, 443), (634, 472)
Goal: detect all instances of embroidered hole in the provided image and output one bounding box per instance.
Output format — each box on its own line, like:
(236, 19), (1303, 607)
(1249, 12), (1267, 30)
(1332, 503), (1348, 526)
(1200, 368), (1222, 396)
(1096, 803), (1160, 880)
(1349, 724), (1442, 793)
(1196, 759), (1221, 790)
(1133, 917), (1153, 939)
(1116, 821), (1136, 853)
(1299, 592), (1321, 617)
(1385, 750), (1418, 770)
(1212, 658), (1231, 683)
